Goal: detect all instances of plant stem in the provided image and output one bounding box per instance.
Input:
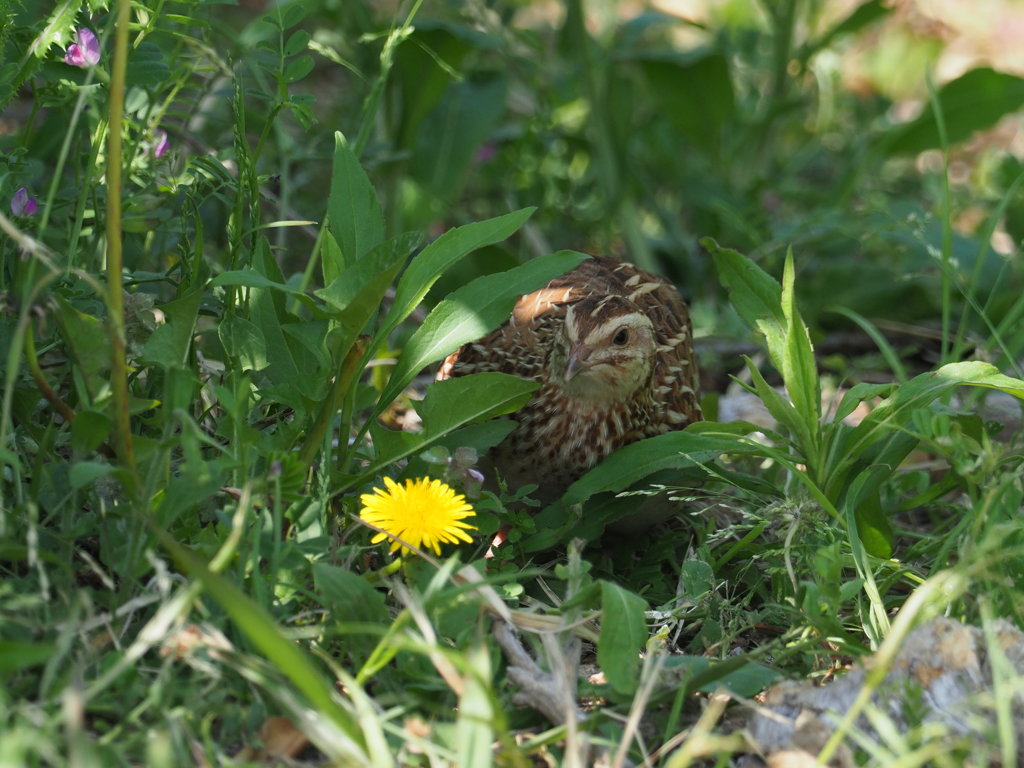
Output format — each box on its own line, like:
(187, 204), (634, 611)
(106, 0), (138, 489)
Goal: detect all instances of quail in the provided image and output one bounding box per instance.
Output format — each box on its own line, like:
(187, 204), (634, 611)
(438, 256), (702, 505)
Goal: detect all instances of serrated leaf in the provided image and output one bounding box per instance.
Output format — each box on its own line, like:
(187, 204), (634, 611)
(598, 581), (646, 695)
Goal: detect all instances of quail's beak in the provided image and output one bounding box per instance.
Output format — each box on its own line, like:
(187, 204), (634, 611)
(565, 343), (591, 381)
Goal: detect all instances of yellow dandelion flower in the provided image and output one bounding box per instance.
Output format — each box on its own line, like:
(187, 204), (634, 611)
(359, 476), (477, 556)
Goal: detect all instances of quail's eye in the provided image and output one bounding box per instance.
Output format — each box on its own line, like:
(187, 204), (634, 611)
(612, 327), (629, 346)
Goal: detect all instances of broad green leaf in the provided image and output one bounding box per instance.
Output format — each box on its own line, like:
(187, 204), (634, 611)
(52, 297), (109, 401)
(285, 55), (314, 83)
(704, 237), (787, 371)
(218, 314), (269, 371)
(376, 208), (537, 346)
(634, 50), (734, 155)
(154, 533), (369, 758)
(744, 360), (809, 449)
(561, 430), (756, 507)
(327, 132), (383, 266)
(316, 231), (421, 315)
(155, 463), (223, 527)
(885, 69), (1024, 155)
(317, 231), (422, 369)
(320, 231), (345, 288)
(212, 269), (316, 309)
(854, 490), (894, 559)
(313, 563), (387, 666)
(361, 373), (537, 479)
(139, 288), (203, 369)
(0, 640), (58, 673)
(598, 580), (646, 695)
(376, 249), (584, 411)
(935, 360), (1024, 399)
(285, 29), (311, 56)
(417, 373), (537, 435)
(663, 654), (780, 697)
(69, 461), (115, 490)
(70, 411), (112, 456)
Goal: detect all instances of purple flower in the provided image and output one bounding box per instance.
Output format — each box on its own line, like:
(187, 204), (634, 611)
(65, 28), (100, 67)
(153, 130), (169, 159)
(474, 143), (497, 165)
(10, 187), (38, 217)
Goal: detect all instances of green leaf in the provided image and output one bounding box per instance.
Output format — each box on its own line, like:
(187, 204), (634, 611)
(885, 69), (1024, 155)
(598, 580), (646, 695)
(375, 208), (536, 346)
(127, 42), (170, 87)
(285, 55), (314, 83)
(313, 563), (387, 666)
(781, 250), (820, 428)
(218, 315), (268, 371)
(284, 29), (311, 56)
(0, 640), (58, 674)
(21, 0), (79, 63)
(663, 654), (780, 696)
(704, 237), (787, 371)
(417, 373), (537, 435)
(327, 132), (384, 266)
(69, 461), (115, 490)
(212, 269), (314, 303)
(139, 288), (203, 369)
(634, 50), (734, 155)
(52, 297), (109, 401)
(561, 430), (756, 507)
(935, 360), (1024, 399)
(71, 411), (112, 455)
(360, 373), (537, 479)
(376, 249), (583, 411)
(316, 231), (421, 315)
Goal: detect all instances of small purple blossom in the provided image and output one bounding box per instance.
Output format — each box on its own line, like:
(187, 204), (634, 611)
(10, 187), (38, 217)
(474, 142), (497, 165)
(64, 28), (100, 67)
(153, 130), (169, 159)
